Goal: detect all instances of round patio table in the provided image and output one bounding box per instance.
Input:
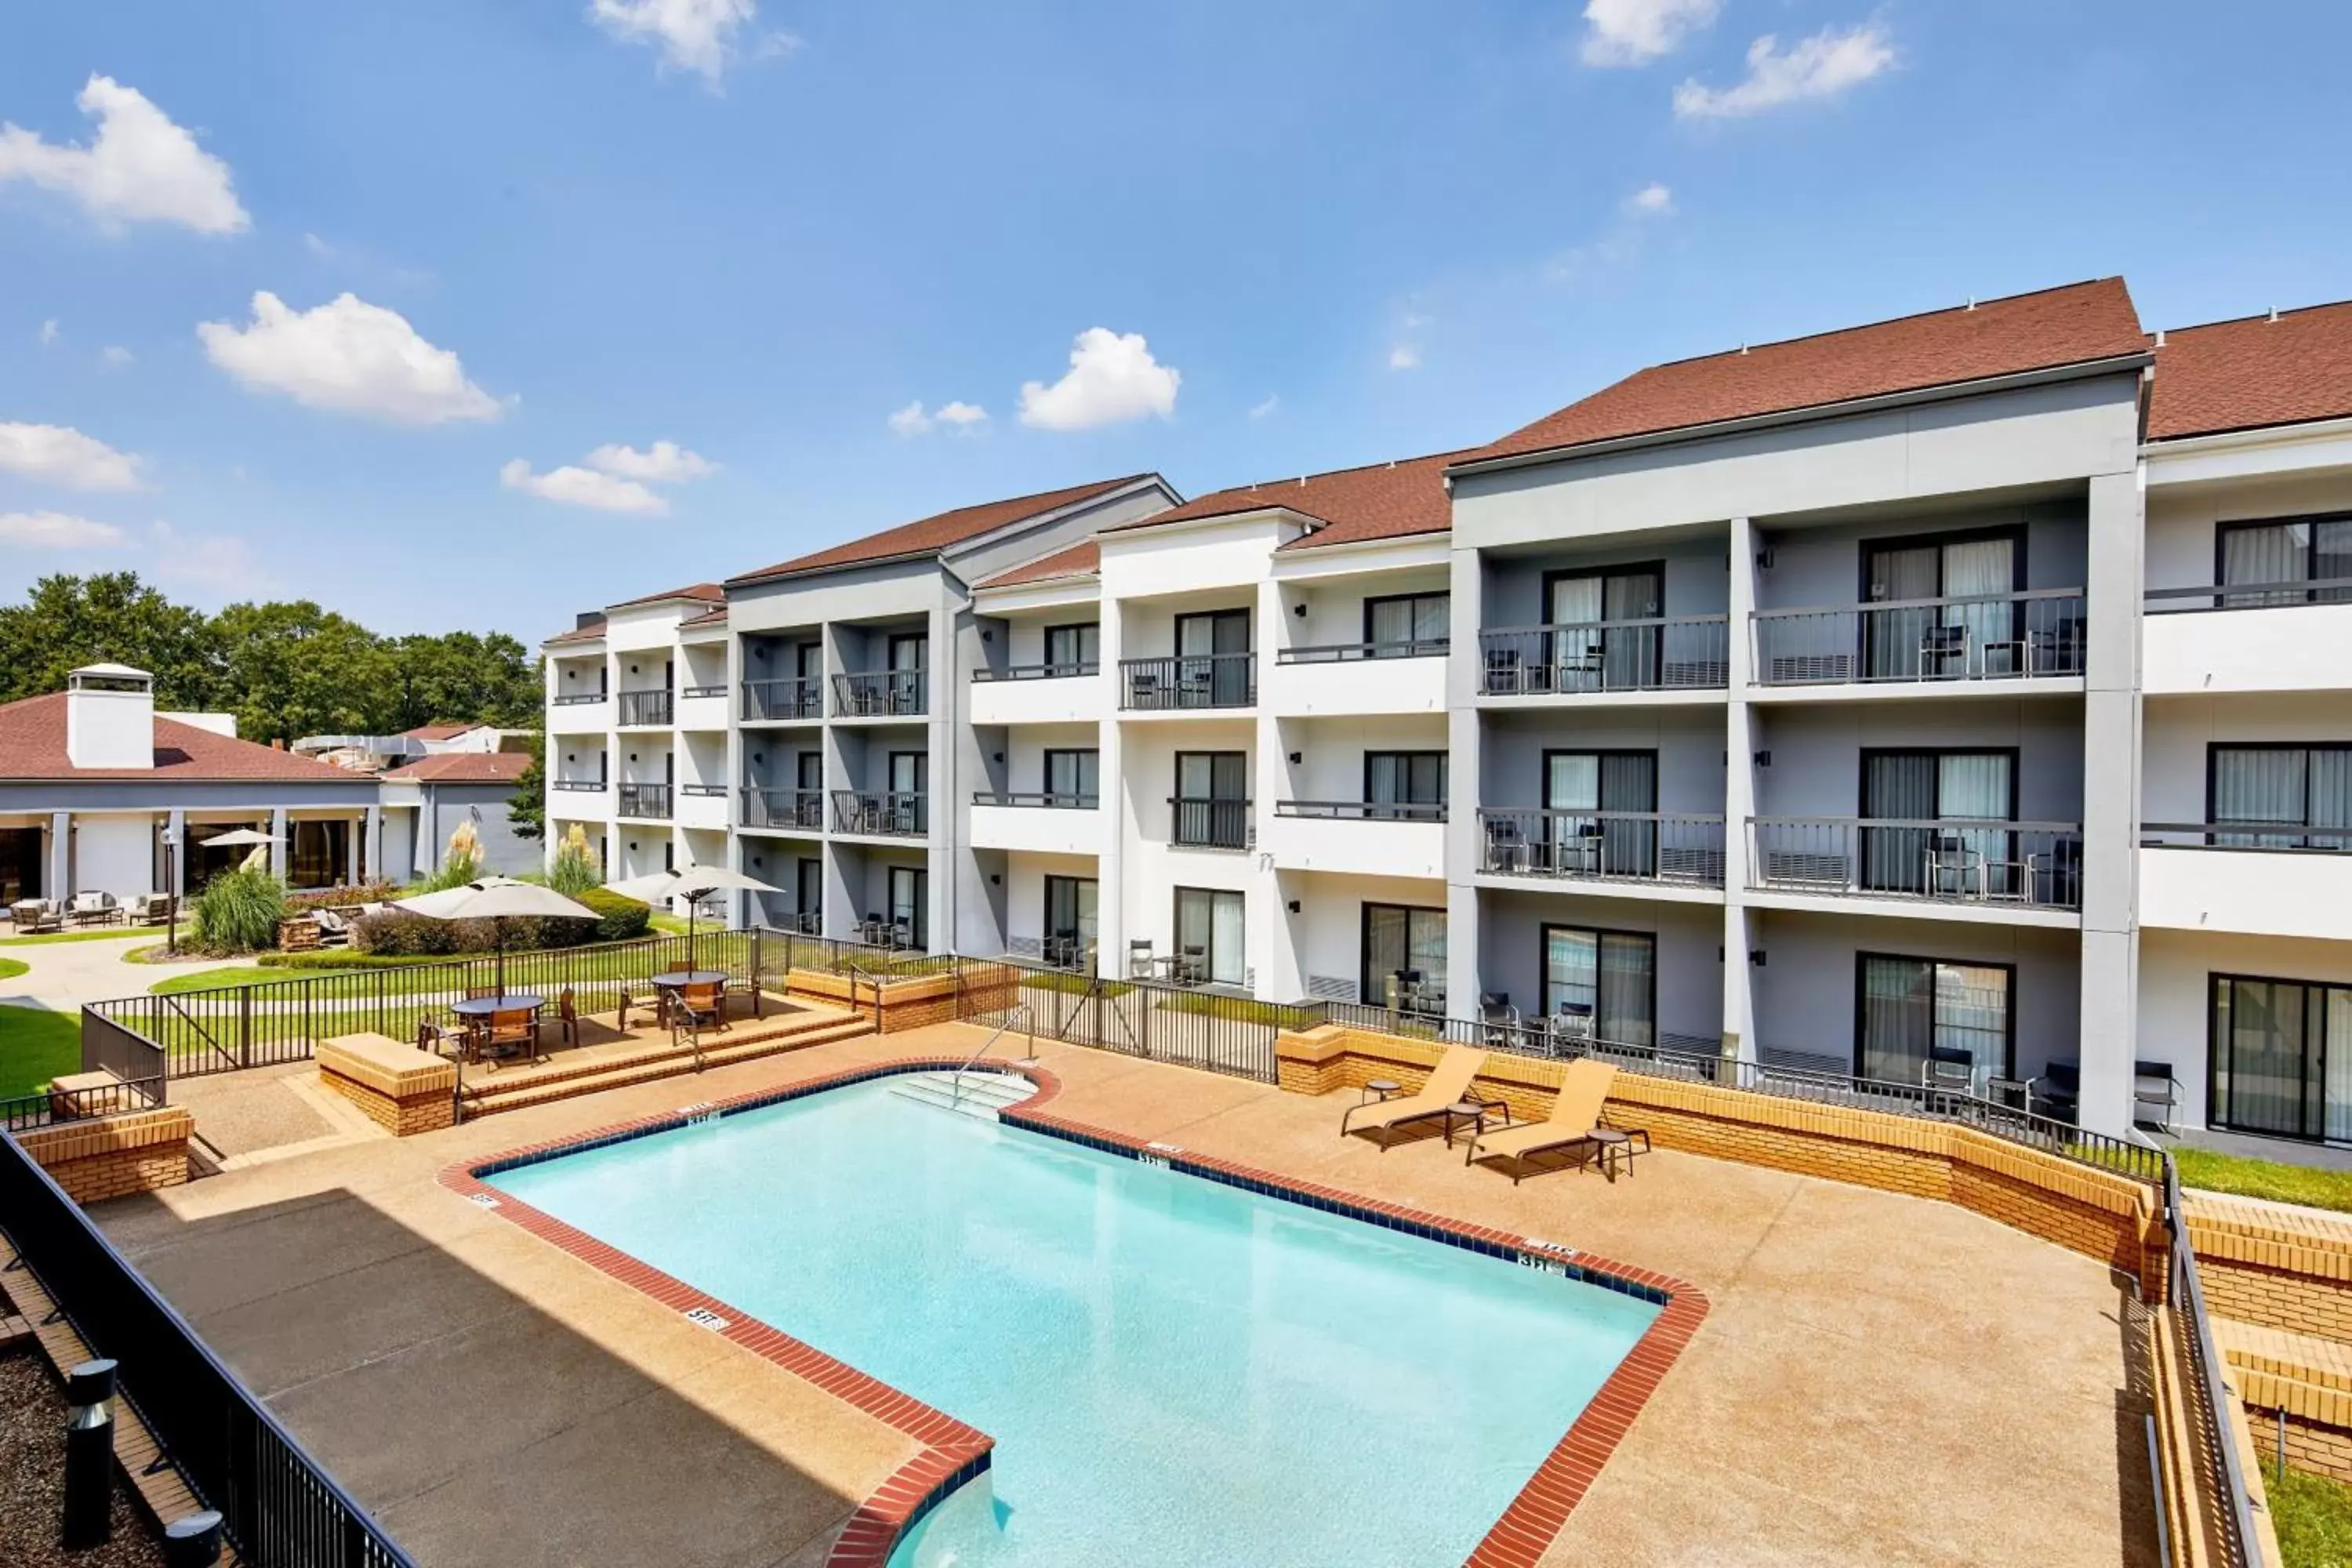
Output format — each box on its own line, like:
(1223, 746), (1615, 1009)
(650, 971), (730, 992)
(450, 993), (544, 1017)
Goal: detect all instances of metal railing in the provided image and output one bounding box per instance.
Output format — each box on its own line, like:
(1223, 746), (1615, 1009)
(740, 787), (826, 829)
(972, 660), (1098, 682)
(1752, 589), (2086, 685)
(833, 669), (927, 717)
(1479, 615), (1729, 695)
(616, 688), (673, 726)
(1748, 816), (2085, 908)
(832, 789), (928, 837)
(1278, 637), (1449, 664)
(680, 683), (728, 699)
(2143, 820), (2352, 853)
(1276, 800), (1447, 822)
(1120, 653), (1256, 710)
(949, 1005), (1033, 1106)
(2146, 575), (2352, 614)
(740, 677), (822, 721)
(550, 779), (606, 793)
(679, 783), (728, 797)
(550, 691), (608, 706)
(1477, 809), (1726, 886)
(956, 956), (1316, 1083)
(2163, 1158), (2264, 1567)
(974, 790), (1098, 810)
(2, 1074), (163, 1134)
(616, 782), (673, 819)
(0, 1134), (417, 1566)
(1169, 797), (1250, 849)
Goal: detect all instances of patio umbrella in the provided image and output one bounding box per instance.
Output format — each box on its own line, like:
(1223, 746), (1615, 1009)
(604, 863), (779, 971)
(198, 826), (284, 874)
(393, 877), (598, 996)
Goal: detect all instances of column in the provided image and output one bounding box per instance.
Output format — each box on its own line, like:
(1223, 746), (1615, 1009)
(1443, 541), (1483, 1014)
(269, 807), (289, 880)
(50, 811), (71, 899)
(2077, 470), (2145, 1135)
(1248, 577), (1288, 999)
(1721, 516), (1760, 1065)
(364, 805), (383, 890)
(166, 809), (187, 898)
(345, 811), (363, 886)
(1095, 596), (1128, 982)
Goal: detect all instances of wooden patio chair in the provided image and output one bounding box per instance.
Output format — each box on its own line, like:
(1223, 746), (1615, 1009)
(485, 1006), (543, 1068)
(673, 981), (728, 1033)
(554, 989), (582, 1048)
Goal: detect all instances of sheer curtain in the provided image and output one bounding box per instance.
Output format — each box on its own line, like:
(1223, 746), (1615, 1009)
(1542, 928), (1598, 1019)
(1933, 963), (2010, 1080)
(1209, 891), (1245, 985)
(1601, 568), (1664, 688)
(1940, 752), (2015, 896)
(2216, 978), (2310, 1138)
(1859, 956), (1933, 1081)
(2212, 748), (2308, 848)
(1599, 751), (1658, 876)
(1942, 538), (2016, 665)
(2222, 523), (2308, 606)
(2328, 987), (2352, 1144)
(2309, 749), (2352, 851)
(1864, 544), (1941, 677)
(1862, 753), (1936, 891)
(1547, 576), (1605, 691)
(1596, 933), (1656, 1047)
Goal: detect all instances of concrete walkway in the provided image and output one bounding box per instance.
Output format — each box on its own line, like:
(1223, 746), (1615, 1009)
(0, 930), (245, 1011)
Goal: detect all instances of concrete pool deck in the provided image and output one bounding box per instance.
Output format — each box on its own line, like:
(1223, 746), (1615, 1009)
(91, 1024), (2159, 1567)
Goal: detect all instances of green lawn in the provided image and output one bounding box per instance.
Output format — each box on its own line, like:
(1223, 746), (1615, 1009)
(2270, 1465), (2352, 1566)
(149, 962), (376, 994)
(2175, 1146), (2352, 1215)
(0, 1005), (80, 1097)
(0, 926), (155, 948)
(0, 957), (25, 982)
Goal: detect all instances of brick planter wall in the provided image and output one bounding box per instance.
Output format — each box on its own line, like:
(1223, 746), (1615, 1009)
(317, 1034), (458, 1136)
(17, 1105), (194, 1202)
(786, 967), (1014, 1035)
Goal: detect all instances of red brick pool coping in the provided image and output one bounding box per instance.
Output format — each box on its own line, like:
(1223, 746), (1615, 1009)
(438, 1057), (1710, 1568)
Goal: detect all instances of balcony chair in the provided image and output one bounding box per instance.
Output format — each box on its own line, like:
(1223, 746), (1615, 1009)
(1922, 1044), (1977, 1098)
(1922, 834), (1984, 900)
(1544, 1006), (1595, 1058)
(1177, 945), (1209, 985)
(1483, 818), (1527, 875)
(2027, 1061), (2081, 1123)
(1127, 669), (1163, 706)
(1481, 646), (1526, 695)
(1555, 820), (1606, 879)
(1917, 622), (1972, 680)
(1127, 939), (1156, 980)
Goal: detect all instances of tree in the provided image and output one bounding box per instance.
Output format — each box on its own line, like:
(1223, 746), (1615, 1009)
(506, 734), (546, 840)
(0, 572), (222, 710)
(211, 598), (397, 745)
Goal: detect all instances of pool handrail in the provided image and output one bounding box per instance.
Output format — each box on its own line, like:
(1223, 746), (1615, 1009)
(949, 1005), (1034, 1107)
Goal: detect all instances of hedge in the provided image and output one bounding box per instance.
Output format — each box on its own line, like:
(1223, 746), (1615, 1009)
(351, 888), (648, 956)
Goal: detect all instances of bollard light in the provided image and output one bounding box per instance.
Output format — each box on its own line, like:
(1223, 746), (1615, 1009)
(164, 1509), (225, 1567)
(60, 1356), (118, 1549)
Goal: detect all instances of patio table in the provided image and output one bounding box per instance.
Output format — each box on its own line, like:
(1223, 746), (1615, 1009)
(450, 993), (545, 1018)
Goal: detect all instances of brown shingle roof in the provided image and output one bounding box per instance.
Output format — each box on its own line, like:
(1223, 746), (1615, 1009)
(544, 619), (605, 647)
(729, 474), (1157, 586)
(2147, 301), (2352, 441)
(1102, 450), (1463, 551)
(382, 751), (533, 784)
(678, 604), (728, 628)
(402, 723), (475, 742)
(610, 582), (724, 609)
(0, 694), (372, 784)
(976, 539), (1099, 590)
(1466, 278), (2149, 467)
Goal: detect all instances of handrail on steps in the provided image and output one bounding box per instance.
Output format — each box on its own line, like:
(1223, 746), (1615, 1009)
(949, 1005), (1033, 1108)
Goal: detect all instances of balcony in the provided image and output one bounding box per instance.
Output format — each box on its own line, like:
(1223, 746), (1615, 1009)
(547, 691), (611, 730)
(1476, 809), (1726, 893)
(616, 688), (674, 727)
(739, 787), (825, 832)
(1268, 800), (1445, 878)
(1265, 641), (1445, 716)
(2140, 822), (2352, 941)
(548, 779), (609, 812)
(1748, 817), (2082, 916)
(971, 791), (1102, 856)
(616, 782), (673, 820)
(833, 670), (926, 719)
(832, 789), (927, 838)
(677, 783), (730, 829)
(1478, 618), (1729, 699)
(969, 662), (1104, 726)
(741, 677), (822, 723)
(1168, 797), (1251, 850)
(677, 684), (730, 728)
(1751, 591), (2085, 691)
(2143, 580), (2352, 695)
(1121, 654), (1255, 713)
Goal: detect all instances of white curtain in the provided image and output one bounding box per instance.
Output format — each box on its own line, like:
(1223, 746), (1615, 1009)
(1933, 962), (2010, 1083)
(2214, 748), (2307, 848)
(1942, 539), (2014, 665)
(1543, 928), (1598, 1018)
(2222, 523), (2308, 605)
(1210, 891), (1245, 985)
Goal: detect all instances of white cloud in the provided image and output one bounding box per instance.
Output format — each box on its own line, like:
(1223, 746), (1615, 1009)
(500, 457), (667, 515)
(584, 440), (715, 482)
(887, 401), (934, 437)
(1581, 0), (1720, 65)
(590, 0), (792, 83)
(0, 74), (247, 234)
(933, 401), (987, 429)
(1248, 394), (1280, 420)
(1388, 344), (1421, 371)
(198, 292), (503, 425)
(38, 319), (58, 346)
(887, 400), (988, 437)
(1674, 24), (1896, 118)
(1626, 182), (1675, 216)
(0, 510), (125, 549)
(1018, 328), (1181, 430)
(146, 521), (266, 595)
(0, 422), (145, 491)
(100, 344), (133, 367)
(303, 231), (332, 257)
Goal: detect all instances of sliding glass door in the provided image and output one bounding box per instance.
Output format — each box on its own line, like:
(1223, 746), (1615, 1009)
(2212, 975), (2352, 1142)
(1043, 875), (1098, 966)
(1857, 954), (2013, 1086)
(1173, 886), (1245, 985)
(1544, 750), (1657, 877)
(1539, 926), (1655, 1047)
(887, 866), (926, 949)
(1545, 564), (1662, 691)
(1365, 751), (1446, 819)
(1862, 531), (2020, 677)
(2211, 745), (2352, 850)
(1860, 750), (2015, 896)
(1174, 608), (1251, 706)
(1361, 904), (1445, 1011)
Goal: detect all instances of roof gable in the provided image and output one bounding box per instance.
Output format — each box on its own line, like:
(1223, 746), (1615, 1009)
(2147, 300), (2352, 441)
(1105, 450), (1462, 551)
(729, 474), (1159, 586)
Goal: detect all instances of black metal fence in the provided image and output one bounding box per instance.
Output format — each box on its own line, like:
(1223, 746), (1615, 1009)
(0, 1135), (416, 1566)
(2163, 1159), (2263, 1566)
(956, 956), (1314, 1083)
(1120, 653), (1255, 710)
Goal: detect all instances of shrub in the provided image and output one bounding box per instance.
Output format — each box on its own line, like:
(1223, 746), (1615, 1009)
(546, 840), (602, 898)
(188, 867), (289, 954)
(349, 890), (645, 956)
(285, 881), (400, 913)
(579, 887), (651, 943)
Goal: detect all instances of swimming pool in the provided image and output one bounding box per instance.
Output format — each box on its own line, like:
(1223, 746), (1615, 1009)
(481, 1070), (1669, 1566)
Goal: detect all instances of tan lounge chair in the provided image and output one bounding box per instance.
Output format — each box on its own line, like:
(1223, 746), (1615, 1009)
(1339, 1046), (1495, 1149)
(1463, 1059), (1618, 1183)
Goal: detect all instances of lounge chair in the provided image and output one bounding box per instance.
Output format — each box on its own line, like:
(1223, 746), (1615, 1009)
(1339, 1046), (1495, 1149)
(1462, 1060), (1620, 1184)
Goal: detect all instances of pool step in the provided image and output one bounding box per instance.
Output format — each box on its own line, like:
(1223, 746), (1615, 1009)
(459, 1017), (878, 1119)
(888, 1070), (1036, 1120)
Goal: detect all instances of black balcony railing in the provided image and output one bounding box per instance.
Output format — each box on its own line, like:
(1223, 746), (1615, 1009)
(2142, 821), (2352, 852)
(1751, 590), (2086, 685)
(1278, 638), (1449, 664)
(1122, 653), (1256, 710)
(833, 789), (927, 836)
(1479, 617), (1729, 695)
(1478, 808), (1726, 885)
(617, 782), (673, 819)
(1275, 800), (1446, 822)
(740, 787), (825, 829)
(833, 670), (927, 717)
(2145, 575), (2352, 614)
(1749, 816), (2084, 908)
(1170, 796), (1250, 849)
(550, 779), (606, 793)
(974, 790), (1099, 809)
(681, 682), (728, 700)
(972, 661), (1099, 681)
(680, 783), (728, 797)
(740, 677), (822, 721)
(550, 690), (608, 706)
(617, 688), (673, 726)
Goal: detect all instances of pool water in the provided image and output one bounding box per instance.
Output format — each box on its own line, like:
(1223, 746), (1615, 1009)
(487, 1076), (1659, 1567)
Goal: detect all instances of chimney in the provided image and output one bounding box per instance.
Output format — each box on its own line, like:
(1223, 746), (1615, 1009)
(272, 739), (286, 750)
(64, 665), (156, 770)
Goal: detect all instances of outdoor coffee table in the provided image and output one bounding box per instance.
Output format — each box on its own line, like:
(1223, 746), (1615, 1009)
(1361, 1078), (1401, 1105)
(1589, 1126), (1652, 1180)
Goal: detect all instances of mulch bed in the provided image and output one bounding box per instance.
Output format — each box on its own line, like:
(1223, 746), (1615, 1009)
(0, 1282), (165, 1568)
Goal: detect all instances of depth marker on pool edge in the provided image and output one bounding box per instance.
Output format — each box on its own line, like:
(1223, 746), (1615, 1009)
(684, 1307), (730, 1330)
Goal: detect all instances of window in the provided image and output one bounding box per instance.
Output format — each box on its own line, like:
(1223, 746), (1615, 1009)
(1362, 904), (1445, 1011)
(1860, 750), (2019, 895)
(1174, 886), (1245, 986)
(1044, 875), (1098, 966)
(1856, 954), (2013, 1087)
(1542, 749), (1657, 877)
(1860, 528), (2024, 677)
(1363, 592), (1449, 655)
(1044, 622), (1101, 674)
(1544, 564), (1662, 690)
(287, 818), (350, 890)
(1173, 751), (1247, 848)
(888, 866), (927, 949)
(887, 753), (928, 833)
(2217, 514), (2352, 607)
(1540, 925), (1655, 1047)
(796, 858), (822, 927)
(1364, 752), (1446, 819)
(2212, 974), (2352, 1142)
(1174, 608), (1252, 706)
(1044, 748), (1100, 807)
(2210, 745), (2352, 849)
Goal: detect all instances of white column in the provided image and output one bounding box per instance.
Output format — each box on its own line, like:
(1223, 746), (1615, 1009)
(269, 807), (289, 880)
(1249, 577), (1288, 998)
(2077, 470), (2145, 1135)
(363, 805), (382, 887)
(1722, 516), (1760, 1065)
(1096, 597), (1128, 982)
(50, 811), (71, 899)
(1443, 540), (1483, 1013)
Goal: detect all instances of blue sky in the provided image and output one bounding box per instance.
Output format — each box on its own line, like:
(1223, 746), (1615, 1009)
(2, 1), (2346, 641)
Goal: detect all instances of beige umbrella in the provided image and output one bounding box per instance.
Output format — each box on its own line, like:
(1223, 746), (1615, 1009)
(394, 877), (598, 996)
(605, 863), (779, 971)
